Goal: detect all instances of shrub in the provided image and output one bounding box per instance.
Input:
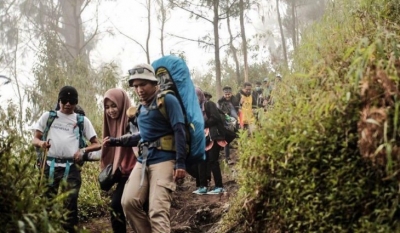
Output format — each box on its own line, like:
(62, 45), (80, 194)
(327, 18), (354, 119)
(223, 0), (400, 232)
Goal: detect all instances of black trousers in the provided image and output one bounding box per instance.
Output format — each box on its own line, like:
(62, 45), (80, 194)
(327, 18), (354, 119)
(187, 142), (223, 188)
(187, 160), (208, 187)
(45, 164), (81, 233)
(111, 177), (128, 233)
(207, 142), (223, 188)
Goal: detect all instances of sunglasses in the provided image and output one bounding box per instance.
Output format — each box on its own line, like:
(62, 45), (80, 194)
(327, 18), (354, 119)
(128, 67), (154, 76)
(60, 98), (78, 105)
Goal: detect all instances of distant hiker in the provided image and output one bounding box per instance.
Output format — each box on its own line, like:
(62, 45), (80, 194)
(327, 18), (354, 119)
(254, 81), (264, 108)
(217, 86), (239, 164)
(101, 88), (137, 233)
(104, 63), (187, 232)
(263, 77), (273, 107)
(204, 91), (212, 101)
(32, 86), (101, 233)
(235, 82), (257, 132)
(190, 87), (227, 195)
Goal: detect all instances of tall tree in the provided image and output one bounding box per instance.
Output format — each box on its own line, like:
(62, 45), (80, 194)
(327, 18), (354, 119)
(114, 0), (153, 63)
(169, 0), (225, 98)
(226, 0), (241, 85)
(239, 0), (249, 82)
(156, 0), (170, 56)
(1, 0), (36, 133)
(277, 0), (288, 69)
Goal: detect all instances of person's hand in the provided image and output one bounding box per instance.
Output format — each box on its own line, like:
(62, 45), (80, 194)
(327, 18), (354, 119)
(40, 140), (51, 149)
(102, 136), (110, 147)
(173, 168), (186, 181)
(74, 149), (84, 163)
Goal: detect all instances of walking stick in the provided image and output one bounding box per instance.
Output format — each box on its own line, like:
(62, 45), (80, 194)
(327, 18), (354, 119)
(39, 140), (49, 186)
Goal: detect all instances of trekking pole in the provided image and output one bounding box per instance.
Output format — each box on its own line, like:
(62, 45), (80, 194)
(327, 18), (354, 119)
(39, 140), (49, 186)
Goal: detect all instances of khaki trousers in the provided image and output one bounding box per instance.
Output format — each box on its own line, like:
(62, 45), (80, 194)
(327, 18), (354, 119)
(121, 160), (176, 233)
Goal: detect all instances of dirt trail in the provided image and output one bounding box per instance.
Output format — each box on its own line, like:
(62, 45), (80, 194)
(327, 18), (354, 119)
(81, 150), (239, 233)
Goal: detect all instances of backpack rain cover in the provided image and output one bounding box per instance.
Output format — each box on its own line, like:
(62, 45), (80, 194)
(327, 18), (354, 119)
(152, 55), (206, 165)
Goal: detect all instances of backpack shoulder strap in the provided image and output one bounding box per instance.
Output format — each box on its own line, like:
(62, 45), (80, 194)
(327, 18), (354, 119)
(42, 110), (57, 141)
(156, 90), (175, 120)
(76, 114), (86, 148)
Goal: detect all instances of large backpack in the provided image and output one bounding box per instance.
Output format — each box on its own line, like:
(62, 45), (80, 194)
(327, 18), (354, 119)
(36, 110), (86, 167)
(149, 55), (206, 166)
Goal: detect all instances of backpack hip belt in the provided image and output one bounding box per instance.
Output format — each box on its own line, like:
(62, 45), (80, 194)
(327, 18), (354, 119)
(46, 157), (75, 185)
(47, 157), (74, 164)
(138, 134), (176, 155)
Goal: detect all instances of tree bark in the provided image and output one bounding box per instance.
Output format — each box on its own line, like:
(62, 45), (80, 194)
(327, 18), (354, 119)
(213, 0), (222, 98)
(60, 0), (87, 62)
(159, 0), (167, 56)
(277, 0), (288, 69)
(146, 0), (151, 63)
(239, 0), (249, 82)
(291, 0), (297, 49)
(227, 5), (241, 85)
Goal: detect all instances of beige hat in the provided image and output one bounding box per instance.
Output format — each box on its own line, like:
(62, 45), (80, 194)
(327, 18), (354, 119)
(128, 63), (157, 85)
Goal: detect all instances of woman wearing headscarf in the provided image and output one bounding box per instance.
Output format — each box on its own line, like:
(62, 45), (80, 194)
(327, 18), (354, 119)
(191, 87), (227, 195)
(101, 88), (137, 233)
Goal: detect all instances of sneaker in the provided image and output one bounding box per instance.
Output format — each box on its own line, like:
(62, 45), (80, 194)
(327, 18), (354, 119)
(192, 186), (207, 195)
(207, 187), (224, 195)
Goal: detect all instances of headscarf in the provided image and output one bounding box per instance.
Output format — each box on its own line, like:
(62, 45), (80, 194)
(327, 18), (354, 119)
(195, 87), (206, 112)
(101, 88), (136, 176)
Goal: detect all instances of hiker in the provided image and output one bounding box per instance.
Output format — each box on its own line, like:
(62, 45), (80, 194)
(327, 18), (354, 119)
(254, 81), (264, 108)
(263, 77), (273, 108)
(235, 82), (257, 132)
(204, 91), (212, 101)
(101, 88), (137, 233)
(217, 86), (239, 164)
(32, 86), (101, 233)
(191, 87), (227, 195)
(104, 63), (186, 233)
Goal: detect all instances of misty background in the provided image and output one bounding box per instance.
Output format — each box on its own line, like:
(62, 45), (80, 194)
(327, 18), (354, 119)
(0, 0), (328, 132)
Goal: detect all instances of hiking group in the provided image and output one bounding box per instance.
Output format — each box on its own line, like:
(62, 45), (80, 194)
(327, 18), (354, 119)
(32, 55), (278, 233)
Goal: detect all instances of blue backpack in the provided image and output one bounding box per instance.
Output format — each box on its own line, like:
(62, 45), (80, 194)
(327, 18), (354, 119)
(151, 55), (206, 166)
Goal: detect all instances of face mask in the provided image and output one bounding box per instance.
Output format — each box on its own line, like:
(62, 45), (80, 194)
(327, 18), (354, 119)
(255, 87), (261, 91)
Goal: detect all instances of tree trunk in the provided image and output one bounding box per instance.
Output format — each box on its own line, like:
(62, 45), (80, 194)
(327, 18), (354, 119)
(159, 0), (166, 56)
(60, 0), (87, 62)
(291, 0), (297, 49)
(146, 0), (151, 63)
(239, 0), (249, 83)
(227, 6), (241, 85)
(277, 0), (288, 69)
(213, 0), (222, 99)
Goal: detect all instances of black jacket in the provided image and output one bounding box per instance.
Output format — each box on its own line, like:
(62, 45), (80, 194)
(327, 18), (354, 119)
(217, 95), (240, 115)
(204, 100), (225, 141)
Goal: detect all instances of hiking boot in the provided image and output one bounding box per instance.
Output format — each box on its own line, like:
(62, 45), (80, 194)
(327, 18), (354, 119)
(207, 187), (224, 195)
(192, 186), (207, 195)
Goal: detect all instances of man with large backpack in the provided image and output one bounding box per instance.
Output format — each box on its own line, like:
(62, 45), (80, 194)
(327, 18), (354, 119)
(32, 86), (101, 233)
(105, 59), (202, 232)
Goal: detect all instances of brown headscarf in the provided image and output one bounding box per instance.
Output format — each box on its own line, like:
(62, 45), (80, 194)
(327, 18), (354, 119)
(101, 88), (136, 176)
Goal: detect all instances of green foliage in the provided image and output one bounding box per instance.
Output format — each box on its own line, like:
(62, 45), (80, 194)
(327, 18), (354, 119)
(28, 32), (120, 137)
(223, 0), (400, 232)
(0, 104), (66, 233)
(78, 162), (109, 222)
(0, 104), (109, 232)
